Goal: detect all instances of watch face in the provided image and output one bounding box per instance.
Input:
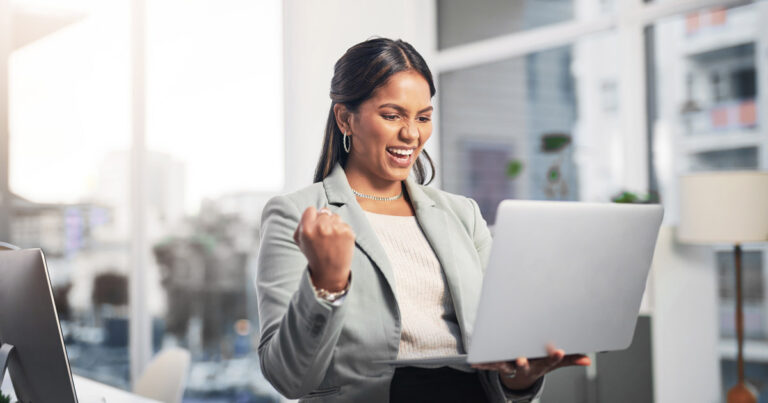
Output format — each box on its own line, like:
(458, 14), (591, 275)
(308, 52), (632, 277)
(324, 290), (344, 302)
(314, 286), (346, 303)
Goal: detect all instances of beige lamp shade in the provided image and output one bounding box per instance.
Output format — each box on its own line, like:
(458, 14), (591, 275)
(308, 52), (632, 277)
(678, 171), (768, 244)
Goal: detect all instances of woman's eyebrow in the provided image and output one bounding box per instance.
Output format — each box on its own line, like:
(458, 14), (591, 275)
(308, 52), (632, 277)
(378, 103), (433, 114)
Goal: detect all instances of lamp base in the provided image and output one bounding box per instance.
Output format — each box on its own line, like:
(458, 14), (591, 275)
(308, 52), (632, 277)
(727, 381), (757, 403)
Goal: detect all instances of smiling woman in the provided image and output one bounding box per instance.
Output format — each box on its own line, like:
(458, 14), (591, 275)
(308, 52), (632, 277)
(255, 38), (589, 403)
(313, 39), (436, 187)
(334, 70), (434, 217)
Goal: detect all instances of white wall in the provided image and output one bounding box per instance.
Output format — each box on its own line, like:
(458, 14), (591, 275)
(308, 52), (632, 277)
(282, 0), (437, 192)
(651, 226), (722, 403)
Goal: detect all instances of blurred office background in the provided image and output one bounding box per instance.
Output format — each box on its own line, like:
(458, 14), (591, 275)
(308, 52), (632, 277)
(0, 0), (766, 401)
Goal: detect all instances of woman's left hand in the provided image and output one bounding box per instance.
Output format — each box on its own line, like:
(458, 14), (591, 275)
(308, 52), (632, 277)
(471, 345), (591, 391)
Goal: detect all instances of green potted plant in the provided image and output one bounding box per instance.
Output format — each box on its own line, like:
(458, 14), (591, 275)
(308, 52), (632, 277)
(611, 190), (660, 204)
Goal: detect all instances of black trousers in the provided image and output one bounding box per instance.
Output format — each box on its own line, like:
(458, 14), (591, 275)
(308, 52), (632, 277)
(389, 366), (491, 403)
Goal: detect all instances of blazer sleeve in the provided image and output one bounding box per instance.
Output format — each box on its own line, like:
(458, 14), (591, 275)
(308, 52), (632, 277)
(467, 197), (546, 403)
(255, 195), (350, 399)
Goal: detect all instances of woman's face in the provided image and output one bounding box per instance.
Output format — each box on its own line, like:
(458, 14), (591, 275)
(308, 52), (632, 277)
(343, 70), (433, 184)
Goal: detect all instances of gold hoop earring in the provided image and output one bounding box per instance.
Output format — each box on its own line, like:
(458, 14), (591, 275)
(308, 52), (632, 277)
(343, 132), (351, 153)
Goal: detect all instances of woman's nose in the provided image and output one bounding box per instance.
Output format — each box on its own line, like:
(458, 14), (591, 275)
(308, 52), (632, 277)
(400, 122), (419, 141)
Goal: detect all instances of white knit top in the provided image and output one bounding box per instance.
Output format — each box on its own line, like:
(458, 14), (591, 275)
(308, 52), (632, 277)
(364, 211), (464, 359)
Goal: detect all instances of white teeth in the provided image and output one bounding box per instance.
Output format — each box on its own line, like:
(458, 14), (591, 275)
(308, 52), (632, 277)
(388, 148), (413, 156)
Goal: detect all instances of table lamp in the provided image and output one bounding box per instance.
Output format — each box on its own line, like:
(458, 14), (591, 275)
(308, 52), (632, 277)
(678, 171), (768, 403)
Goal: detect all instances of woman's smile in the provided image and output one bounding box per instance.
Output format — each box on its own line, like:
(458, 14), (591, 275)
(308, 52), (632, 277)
(386, 146), (416, 167)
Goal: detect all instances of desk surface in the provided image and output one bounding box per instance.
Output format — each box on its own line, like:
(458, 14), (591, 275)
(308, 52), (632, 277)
(2, 373), (160, 403)
(74, 375), (161, 403)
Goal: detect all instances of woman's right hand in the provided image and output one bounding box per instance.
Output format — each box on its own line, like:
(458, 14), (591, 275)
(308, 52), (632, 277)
(293, 207), (355, 292)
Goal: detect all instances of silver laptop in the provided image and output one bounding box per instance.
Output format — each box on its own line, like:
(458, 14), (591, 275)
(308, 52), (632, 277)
(378, 200), (663, 366)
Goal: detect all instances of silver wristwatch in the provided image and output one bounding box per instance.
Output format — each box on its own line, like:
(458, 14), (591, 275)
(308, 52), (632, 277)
(311, 279), (350, 303)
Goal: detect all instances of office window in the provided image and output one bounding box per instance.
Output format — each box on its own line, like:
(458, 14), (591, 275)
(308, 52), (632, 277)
(145, 0), (283, 400)
(438, 31), (620, 224)
(6, 0), (284, 400)
(9, 0), (133, 388)
(681, 43), (757, 137)
(437, 0), (575, 50)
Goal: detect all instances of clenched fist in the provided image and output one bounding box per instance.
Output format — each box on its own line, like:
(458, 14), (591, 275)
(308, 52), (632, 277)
(293, 207), (355, 292)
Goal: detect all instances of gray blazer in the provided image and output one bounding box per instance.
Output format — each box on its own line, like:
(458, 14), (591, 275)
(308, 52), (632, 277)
(256, 163), (543, 402)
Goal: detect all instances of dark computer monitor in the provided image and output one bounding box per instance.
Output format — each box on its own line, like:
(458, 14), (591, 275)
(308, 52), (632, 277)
(0, 248), (78, 403)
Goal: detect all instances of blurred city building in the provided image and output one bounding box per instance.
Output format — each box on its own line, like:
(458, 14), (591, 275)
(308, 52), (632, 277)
(654, 5), (768, 395)
(152, 191), (275, 400)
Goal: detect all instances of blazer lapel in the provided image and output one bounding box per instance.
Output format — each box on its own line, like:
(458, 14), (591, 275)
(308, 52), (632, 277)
(322, 163), (397, 295)
(404, 177), (474, 343)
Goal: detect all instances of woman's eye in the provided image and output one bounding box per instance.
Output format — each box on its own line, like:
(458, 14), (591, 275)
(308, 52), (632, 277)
(418, 116), (432, 123)
(382, 114), (398, 121)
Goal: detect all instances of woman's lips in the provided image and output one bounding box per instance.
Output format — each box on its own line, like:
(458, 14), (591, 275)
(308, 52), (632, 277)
(387, 148), (413, 167)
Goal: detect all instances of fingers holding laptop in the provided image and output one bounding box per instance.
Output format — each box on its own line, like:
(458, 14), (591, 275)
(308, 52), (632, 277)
(471, 345), (591, 391)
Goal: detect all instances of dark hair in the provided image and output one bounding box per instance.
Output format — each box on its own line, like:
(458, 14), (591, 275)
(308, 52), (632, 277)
(313, 38), (436, 185)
